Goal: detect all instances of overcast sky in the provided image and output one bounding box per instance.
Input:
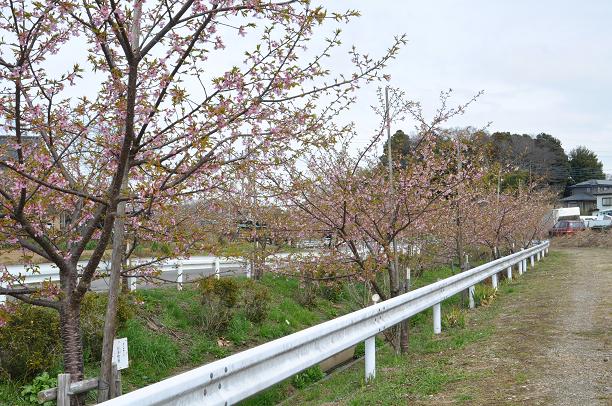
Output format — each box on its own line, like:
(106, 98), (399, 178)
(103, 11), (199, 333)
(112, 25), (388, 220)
(337, 0), (612, 173)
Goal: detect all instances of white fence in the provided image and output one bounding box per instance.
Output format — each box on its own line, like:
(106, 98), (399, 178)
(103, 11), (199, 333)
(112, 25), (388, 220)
(99, 241), (550, 406)
(0, 256), (248, 303)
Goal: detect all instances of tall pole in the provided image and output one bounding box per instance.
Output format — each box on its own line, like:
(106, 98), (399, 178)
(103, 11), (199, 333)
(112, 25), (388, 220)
(386, 87), (393, 190)
(456, 140), (464, 271)
(455, 138), (469, 307)
(497, 167), (501, 202)
(386, 87), (408, 353)
(385, 87), (399, 287)
(98, 2), (141, 401)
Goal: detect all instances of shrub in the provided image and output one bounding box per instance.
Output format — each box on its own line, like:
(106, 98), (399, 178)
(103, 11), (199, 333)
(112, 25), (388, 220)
(473, 284), (497, 307)
(0, 304), (62, 380)
(80, 292), (133, 363)
(84, 240), (98, 250)
(318, 281), (345, 303)
(150, 241), (173, 256)
(291, 365), (324, 389)
(20, 372), (57, 406)
(198, 278), (240, 308)
(196, 278), (241, 335)
(242, 281), (270, 324)
(294, 280), (317, 308)
(442, 307), (465, 329)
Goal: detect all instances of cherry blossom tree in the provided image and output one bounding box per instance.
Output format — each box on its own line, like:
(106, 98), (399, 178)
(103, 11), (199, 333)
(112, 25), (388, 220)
(0, 0), (404, 391)
(461, 185), (552, 259)
(269, 89), (483, 352)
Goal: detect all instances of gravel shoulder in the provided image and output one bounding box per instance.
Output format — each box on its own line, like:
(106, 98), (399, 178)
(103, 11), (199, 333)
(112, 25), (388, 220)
(424, 247), (612, 405)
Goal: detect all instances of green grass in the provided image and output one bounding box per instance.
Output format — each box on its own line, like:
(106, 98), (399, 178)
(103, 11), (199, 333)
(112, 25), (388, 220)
(0, 272), (357, 405)
(279, 265), (527, 405)
(0, 258), (532, 406)
(0, 381), (27, 406)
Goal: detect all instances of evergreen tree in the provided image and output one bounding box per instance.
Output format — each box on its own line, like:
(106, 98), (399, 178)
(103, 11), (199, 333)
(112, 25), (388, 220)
(568, 146), (605, 183)
(380, 130), (412, 168)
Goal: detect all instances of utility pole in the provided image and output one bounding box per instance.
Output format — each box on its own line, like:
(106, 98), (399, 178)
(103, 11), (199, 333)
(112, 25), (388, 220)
(497, 167), (502, 202)
(386, 87), (408, 353)
(455, 139), (468, 306)
(98, 2), (141, 401)
(385, 86), (400, 292)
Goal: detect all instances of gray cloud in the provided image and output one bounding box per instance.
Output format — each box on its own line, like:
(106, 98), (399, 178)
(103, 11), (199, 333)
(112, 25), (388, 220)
(341, 0), (612, 172)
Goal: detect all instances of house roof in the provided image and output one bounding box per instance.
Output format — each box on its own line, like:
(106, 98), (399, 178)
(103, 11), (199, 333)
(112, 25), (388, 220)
(593, 191), (612, 196)
(569, 179), (612, 188)
(559, 192), (596, 202)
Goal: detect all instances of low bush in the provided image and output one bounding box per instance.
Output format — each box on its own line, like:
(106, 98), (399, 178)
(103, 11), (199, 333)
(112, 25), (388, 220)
(198, 278), (240, 307)
(80, 292), (134, 363)
(442, 306), (465, 329)
(197, 278), (241, 335)
(0, 304), (62, 380)
(318, 281), (345, 303)
(291, 365), (324, 389)
(473, 284), (497, 307)
(20, 372), (57, 406)
(242, 281), (270, 324)
(294, 281), (317, 308)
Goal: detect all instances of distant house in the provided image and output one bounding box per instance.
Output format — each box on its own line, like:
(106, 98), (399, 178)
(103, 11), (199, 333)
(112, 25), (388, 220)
(594, 191), (612, 215)
(559, 179), (612, 215)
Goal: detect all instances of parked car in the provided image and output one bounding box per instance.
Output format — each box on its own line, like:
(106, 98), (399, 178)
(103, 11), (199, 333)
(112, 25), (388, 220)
(549, 220), (586, 236)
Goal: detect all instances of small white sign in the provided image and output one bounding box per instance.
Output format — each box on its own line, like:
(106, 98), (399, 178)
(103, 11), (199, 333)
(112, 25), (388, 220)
(112, 338), (129, 370)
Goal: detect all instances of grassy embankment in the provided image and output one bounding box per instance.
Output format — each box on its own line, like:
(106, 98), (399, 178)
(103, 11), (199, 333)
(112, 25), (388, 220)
(279, 251), (565, 405)
(0, 273), (353, 405)
(0, 253), (532, 406)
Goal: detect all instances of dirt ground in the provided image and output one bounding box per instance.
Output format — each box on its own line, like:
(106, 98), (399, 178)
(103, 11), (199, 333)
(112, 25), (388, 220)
(422, 247), (611, 405)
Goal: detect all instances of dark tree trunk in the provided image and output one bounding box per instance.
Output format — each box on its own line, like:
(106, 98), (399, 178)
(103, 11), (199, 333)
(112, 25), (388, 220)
(59, 298), (86, 406)
(59, 301), (84, 380)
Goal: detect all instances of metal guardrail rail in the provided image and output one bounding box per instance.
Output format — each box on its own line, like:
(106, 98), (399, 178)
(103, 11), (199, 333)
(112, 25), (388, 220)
(99, 241), (549, 406)
(0, 256), (248, 303)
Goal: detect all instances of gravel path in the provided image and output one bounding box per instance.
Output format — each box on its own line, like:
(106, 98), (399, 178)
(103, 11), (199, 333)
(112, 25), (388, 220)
(534, 248), (611, 405)
(426, 247), (611, 405)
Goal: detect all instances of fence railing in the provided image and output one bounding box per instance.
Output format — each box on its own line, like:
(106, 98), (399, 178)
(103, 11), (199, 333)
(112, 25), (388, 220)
(0, 255), (249, 303)
(99, 240), (550, 406)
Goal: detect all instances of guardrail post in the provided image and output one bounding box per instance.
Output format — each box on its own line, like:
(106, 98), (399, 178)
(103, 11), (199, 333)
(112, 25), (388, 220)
(128, 276), (136, 292)
(365, 336), (376, 382)
(0, 281), (6, 304)
(530, 255), (535, 268)
(491, 273), (498, 289)
(468, 286), (475, 309)
(433, 303), (441, 334)
(506, 266), (512, 280)
(246, 262), (252, 279)
(176, 261), (183, 291)
(57, 373), (70, 406)
(518, 260), (523, 275)
(214, 258), (220, 280)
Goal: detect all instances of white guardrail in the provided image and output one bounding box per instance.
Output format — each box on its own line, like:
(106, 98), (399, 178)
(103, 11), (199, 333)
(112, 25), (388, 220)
(99, 241), (550, 406)
(0, 256), (249, 303)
